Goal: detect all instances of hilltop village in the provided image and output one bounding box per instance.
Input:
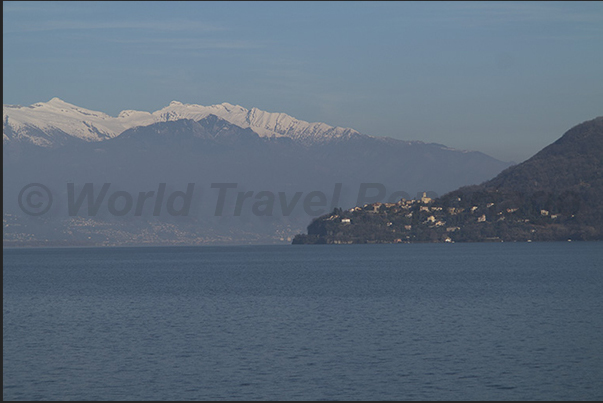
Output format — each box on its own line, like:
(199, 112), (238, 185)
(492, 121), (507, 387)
(292, 189), (594, 244)
(294, 116), (603, 244)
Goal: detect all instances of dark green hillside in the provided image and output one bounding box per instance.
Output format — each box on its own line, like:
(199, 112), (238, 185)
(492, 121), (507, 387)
(486, 116), (603, 194)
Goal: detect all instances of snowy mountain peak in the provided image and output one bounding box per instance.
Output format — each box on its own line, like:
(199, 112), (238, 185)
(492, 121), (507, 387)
(3, 99), (364, 147)
(47, 97), (69, 105)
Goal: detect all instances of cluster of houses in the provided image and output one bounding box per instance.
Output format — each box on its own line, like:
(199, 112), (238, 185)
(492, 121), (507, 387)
(329, 191), (562, 238)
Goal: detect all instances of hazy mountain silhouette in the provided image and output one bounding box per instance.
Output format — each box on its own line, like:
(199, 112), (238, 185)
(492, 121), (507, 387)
(4, 111), (512, 246)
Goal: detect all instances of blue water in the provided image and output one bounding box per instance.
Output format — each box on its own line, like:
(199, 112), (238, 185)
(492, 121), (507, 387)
(3, 242), (603, 400)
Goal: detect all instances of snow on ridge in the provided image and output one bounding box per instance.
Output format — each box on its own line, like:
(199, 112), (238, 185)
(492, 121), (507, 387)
(4, 98), (122, 143)
(139, 100), (362, 141)
(3, 98), (363, 146)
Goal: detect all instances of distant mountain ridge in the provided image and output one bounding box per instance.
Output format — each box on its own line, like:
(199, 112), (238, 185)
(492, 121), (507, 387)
(3, 98), (364, 147)
(3, 99), (514, 246)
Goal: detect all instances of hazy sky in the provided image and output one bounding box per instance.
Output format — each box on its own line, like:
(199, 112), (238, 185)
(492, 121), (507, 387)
(3, 1), (603, 163)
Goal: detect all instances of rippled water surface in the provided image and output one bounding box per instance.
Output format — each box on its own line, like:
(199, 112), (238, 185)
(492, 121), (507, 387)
(4, 242), (603, 400)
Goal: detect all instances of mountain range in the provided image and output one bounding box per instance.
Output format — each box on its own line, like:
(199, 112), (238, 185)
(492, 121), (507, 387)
(3, 98), (361, 147)
(4, 99), (512, 246)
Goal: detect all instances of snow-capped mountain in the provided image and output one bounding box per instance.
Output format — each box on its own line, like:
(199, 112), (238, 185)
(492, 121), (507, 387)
(3, 101), (516, 246)
(3, 98), (361, 147)
(3, 98), (132, 146)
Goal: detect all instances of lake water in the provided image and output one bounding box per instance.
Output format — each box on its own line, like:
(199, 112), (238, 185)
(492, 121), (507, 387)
(3, 242), (603, 400)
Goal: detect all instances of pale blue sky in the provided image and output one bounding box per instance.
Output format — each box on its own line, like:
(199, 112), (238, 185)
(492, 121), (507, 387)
(3, 1), (603, 162)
